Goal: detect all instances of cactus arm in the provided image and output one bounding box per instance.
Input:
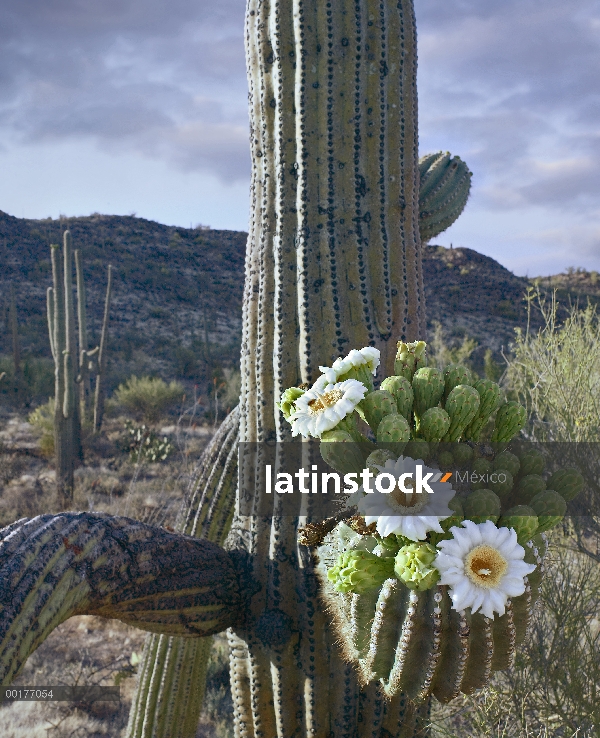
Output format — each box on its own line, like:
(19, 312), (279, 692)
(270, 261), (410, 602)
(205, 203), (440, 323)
(93, 264), (113, 432)
(50, 242), (74, 499)
(418, 152), (472, 243)
(0, 512), (245, 686)
(46, 287), (56, 362)
(74, 249), (90, 422)
(126, 407), (240, 738)
(74, 249), (88, 358)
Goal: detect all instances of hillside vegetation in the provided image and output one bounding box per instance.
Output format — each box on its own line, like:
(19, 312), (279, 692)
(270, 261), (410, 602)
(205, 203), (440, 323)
(1, 209), (597, 403)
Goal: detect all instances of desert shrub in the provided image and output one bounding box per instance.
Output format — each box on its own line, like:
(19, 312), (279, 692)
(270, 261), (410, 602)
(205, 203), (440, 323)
(504, 293), (600, 443)
(27, 398), (55, 457)
(0, 355), (54, 407)
(431, 542), (600, 737)
(113, 375), (184, 424)
(120, 421), (175, 463)
(503, 293), (600, 558)
(427, 321), (478, 372)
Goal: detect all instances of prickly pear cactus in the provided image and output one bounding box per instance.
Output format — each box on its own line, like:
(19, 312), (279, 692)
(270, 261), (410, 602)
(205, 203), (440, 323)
(280, 340), (583, 703)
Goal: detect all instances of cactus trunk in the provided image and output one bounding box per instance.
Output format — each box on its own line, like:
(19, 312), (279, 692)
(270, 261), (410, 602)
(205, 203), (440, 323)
(126, 407), (240, 738)
(227, 0), (426, 734)
(93, 264), (113, 432)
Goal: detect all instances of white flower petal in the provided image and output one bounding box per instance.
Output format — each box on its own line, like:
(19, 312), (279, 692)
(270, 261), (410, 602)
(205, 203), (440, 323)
(434, 519), (537, 620)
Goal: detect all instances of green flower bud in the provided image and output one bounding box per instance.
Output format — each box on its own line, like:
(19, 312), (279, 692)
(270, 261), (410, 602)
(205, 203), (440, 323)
(529, 490), (567, 533)
(376, 413), (410, 456)
(498, 506), (539, 545)
(320, 429), (366, 475)
(470, 457), (492, 490)
(492, 450), (520, 478)
(488, 469), (514, 499)
(359, 390), (397, 434)
(491, 401), (526, 444)
(437, 450), (454, 469)
(518, 449), (545, 477)
(443, 364), (473, 400)
(413, 367), (445, 419)
(451, 442), (474, 467)
(420, 406), (451, 443)
(464, 379), (503, 442)
(365, 448), (396, 477)
(327, 549), (395, 594)
(380, 375), (414, 420)
(277, 387), (306, 420)
(547, 467), (584, 502)
(514, 474), (546, 505)
(394, 340), (427, 381)
(463, 488), (501, 524)
(394, 542), (440, 591)
(443, 384), (480, 442)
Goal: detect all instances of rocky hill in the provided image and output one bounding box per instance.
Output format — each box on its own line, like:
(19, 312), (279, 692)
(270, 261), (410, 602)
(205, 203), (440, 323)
(1, 208), (594, 402)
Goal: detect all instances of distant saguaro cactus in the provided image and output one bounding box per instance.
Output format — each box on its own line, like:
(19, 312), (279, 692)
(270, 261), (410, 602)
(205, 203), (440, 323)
(93, 263), (113, 432)
(47, 232), (113, 498)
(47, 231), (82, 500)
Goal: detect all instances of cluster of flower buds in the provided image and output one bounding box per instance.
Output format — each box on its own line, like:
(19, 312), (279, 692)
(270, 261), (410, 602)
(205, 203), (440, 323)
(279, 340), (583, 619)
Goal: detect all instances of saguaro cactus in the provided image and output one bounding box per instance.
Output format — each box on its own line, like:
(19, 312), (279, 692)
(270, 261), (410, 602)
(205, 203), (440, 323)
(0, 1), (478, 737)
(93, 263), (113, 432)
(47, 231), (82, 501)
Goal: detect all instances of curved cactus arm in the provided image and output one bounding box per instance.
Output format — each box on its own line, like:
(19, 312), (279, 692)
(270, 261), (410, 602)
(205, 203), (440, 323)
(418, 151), (472, 242)
(127, 406), (240, 738)
(0, 512), (245, 686)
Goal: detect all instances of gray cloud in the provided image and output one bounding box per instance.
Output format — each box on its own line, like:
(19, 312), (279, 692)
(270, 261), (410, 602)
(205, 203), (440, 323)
(416, 0), (600, 220)
(0, 0), (598, 270)
(0, 0), (249, 181)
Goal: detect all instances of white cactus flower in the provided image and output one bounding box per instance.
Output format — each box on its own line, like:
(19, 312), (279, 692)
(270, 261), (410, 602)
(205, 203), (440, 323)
(288, 377), (367, 438)
(433, 520), (537, 619)
(356, 456), (456, 541)
(319, 347), (380, 385)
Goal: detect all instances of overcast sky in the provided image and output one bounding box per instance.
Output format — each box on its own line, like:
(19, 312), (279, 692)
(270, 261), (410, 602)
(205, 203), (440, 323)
(0, 0), (598, 276)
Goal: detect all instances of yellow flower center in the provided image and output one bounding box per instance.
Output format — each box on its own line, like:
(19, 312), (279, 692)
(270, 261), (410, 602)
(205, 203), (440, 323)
(389, 479), (425, 510)
(308, 389), (344, 413)
(464, 545), (508, 588)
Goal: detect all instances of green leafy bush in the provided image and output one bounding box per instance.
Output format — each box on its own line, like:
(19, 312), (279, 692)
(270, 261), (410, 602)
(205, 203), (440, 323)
(113, 375), (184, 424)
(27, 399), (55, 458)
(504, 293), (600, 442)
